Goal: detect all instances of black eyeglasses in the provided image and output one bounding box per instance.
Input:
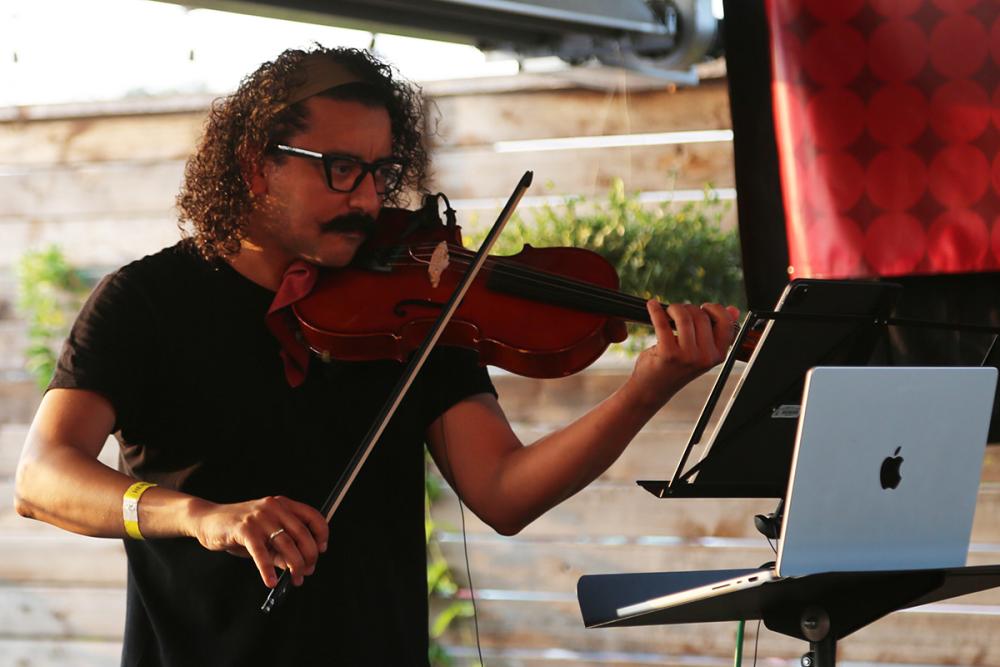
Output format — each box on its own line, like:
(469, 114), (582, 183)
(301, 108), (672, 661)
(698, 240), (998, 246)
(272, 144), (405, 195)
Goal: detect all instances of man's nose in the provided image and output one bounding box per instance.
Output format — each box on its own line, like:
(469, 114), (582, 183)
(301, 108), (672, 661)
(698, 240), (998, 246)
(347, 171), (382, 215)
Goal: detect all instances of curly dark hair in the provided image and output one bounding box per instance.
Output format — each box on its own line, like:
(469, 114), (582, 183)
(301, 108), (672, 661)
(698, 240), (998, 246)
(177, 46), (428, 259)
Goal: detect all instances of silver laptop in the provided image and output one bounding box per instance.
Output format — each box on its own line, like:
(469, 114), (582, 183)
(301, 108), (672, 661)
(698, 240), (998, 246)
(778, 366), (995, 575)
(618, 366), (996, 618)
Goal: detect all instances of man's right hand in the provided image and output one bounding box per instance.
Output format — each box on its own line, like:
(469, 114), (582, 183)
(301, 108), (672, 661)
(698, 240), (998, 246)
(16, 388), (329, 590)
(188, 495), (329, 588)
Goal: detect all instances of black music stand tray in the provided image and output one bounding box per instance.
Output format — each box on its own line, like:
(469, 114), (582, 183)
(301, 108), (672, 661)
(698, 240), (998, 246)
(578, 565), (1000, 666)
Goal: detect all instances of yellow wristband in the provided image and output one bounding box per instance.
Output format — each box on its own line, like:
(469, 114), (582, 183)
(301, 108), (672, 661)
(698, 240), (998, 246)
(123, 481), (157, 540)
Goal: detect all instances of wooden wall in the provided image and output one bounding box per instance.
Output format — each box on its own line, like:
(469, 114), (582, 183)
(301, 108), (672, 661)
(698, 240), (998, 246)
(427, 81), (736, 213)
(0, 80), (736, 277)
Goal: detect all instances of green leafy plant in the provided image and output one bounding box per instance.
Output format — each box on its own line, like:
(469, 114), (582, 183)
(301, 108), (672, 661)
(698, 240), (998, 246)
(16, 246), (91, 390)
(470, 179), (745, 332)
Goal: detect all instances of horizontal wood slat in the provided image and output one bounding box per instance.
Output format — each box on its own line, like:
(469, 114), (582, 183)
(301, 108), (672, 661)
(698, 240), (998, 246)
(3, 574), (999, 665)
(4, 524), (999, 605)
(0, 162), (184, 218)
(434, 599), (787, 661)
(432, 647), (749, 667)
(490, 362), (730, 426)
(429, 142), (735, 200)
(452, 199), (740, 238)
(0, 534), (127, 587)
(0, 114), (204, 166)
(437, 538), (1000, 605)
(435, 597), (1000, 666)
(0, 423), (28, 478)
(438, 538), (772, 592)
(431, 478), (1000, 542)
(0, 323), (29, 385)
(0, 638), (120, 667)
(7, 583), (999, 667)
(0, 215), (179, 270)
(431, 485), (776, 540)
(0, 585), (125, 640)
(429, 82), (732, 148)
(0, 85), (732, 163)
(0, 380), (41, 427)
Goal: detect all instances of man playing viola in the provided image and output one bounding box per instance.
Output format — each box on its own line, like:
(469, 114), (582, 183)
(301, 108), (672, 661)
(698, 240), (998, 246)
(14, 46), (738, 666)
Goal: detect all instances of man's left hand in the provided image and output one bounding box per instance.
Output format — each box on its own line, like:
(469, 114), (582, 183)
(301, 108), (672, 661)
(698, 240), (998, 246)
(627, 301), (740, 411)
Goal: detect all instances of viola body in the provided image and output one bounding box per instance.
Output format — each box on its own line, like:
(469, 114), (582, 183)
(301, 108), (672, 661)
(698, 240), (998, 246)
(293, 212), (629, 378)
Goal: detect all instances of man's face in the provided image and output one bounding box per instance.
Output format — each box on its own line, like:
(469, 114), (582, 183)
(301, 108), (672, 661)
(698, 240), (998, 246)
(247, 96), (393, 267)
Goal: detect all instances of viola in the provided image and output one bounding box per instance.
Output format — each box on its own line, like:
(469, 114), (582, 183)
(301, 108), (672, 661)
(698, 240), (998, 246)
(265, 193), (740, 613)
(292, 203), (682, 379)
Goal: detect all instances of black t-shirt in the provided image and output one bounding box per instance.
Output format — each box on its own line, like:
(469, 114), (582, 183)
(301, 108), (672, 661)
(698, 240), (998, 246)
(49, 241), (495, 667)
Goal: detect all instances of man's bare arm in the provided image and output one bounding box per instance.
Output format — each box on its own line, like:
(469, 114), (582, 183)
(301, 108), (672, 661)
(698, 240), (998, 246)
(14, 388), (328, 588)
(426, 302), (737, 535)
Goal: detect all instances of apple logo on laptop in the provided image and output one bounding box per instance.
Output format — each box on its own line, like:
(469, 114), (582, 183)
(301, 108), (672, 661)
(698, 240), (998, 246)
(880, 447), (904, 489)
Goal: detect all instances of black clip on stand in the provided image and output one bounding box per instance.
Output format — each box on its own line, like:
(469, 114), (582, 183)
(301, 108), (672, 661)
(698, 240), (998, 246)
(754, 502), (833, 667)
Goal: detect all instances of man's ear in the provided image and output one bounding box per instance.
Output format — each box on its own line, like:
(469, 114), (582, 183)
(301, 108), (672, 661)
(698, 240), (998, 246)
(244, 156), (269, 197)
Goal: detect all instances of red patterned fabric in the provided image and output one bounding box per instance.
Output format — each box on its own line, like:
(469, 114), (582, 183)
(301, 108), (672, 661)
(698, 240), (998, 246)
(265, 260), (319, 387)
(767, 0), (999, 278)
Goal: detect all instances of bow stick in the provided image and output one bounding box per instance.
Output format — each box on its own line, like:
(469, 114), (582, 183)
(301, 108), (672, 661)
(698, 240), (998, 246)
(261, 170), (534, 613)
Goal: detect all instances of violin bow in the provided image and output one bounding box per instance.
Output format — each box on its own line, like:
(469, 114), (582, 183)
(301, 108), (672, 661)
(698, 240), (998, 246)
(261, 170), (534, 613)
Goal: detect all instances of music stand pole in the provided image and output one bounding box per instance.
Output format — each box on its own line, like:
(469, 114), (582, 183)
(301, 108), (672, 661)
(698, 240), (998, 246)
(799, 607), (835, 667)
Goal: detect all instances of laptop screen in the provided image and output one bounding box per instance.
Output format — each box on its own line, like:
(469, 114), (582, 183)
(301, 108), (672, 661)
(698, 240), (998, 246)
(776, 366), (996, 577)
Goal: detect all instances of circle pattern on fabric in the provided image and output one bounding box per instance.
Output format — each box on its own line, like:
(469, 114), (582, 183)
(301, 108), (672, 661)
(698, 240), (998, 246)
(803, 25), (867, 86)
(929, 14), (988, 78)
(869, 20), (928, 81)
(865, 213), (927, 275)
(867, 84), (928, 145)
(928, 144), (990, 207)
(770, 0), (1000, 278)
(926, 209), (989, 271)
(929, 80), (990, 142)
(867, 149), (928, 210)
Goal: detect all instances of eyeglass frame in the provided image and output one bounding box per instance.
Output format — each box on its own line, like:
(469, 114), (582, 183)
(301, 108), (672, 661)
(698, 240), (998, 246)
(270, 144), (406, 195)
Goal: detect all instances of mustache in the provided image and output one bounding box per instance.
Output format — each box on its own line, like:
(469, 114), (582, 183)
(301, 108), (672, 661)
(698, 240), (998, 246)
(319, 213), (376, 237)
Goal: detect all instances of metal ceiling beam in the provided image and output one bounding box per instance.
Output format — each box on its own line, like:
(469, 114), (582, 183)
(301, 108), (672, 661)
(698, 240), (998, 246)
(154, 0), (719, 82)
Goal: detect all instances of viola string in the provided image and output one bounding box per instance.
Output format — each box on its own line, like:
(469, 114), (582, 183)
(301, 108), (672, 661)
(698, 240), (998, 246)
(394, 246), (653, 321)
(396, 253), (652, 321)
(386, 243), (657, 322)
(396, 243), (651, 312)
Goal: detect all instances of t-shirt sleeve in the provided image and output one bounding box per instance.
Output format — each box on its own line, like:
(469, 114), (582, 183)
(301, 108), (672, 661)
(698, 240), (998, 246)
(417, 346), (497, 426)
(48, 267), (155, 433)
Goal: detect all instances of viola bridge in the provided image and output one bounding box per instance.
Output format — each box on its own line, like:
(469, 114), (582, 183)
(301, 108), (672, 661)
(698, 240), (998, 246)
(426, 241), (450, 288)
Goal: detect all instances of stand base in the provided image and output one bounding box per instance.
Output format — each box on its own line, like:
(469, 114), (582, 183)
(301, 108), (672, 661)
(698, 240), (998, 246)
(578, 565), (1000, 666)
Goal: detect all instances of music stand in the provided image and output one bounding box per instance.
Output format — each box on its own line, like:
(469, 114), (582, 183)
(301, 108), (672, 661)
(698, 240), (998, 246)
(578, 278), (1000, 666)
